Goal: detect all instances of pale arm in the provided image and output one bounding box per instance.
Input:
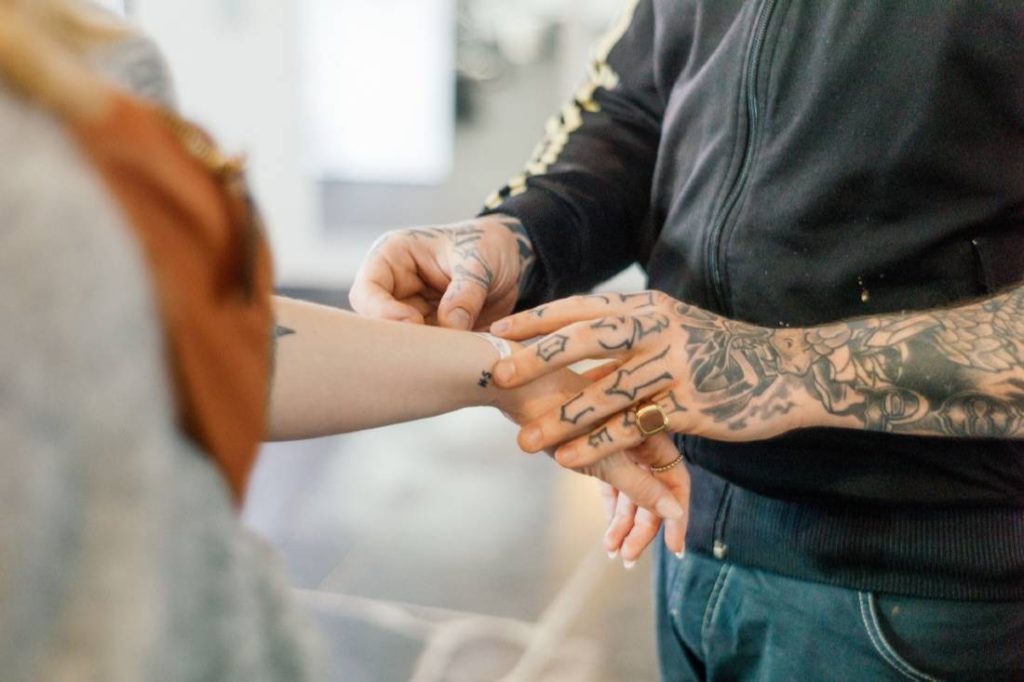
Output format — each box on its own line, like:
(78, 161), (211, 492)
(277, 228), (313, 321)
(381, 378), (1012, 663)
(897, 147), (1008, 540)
(268, 296), (688, 532)
(268, 296), (514, 440)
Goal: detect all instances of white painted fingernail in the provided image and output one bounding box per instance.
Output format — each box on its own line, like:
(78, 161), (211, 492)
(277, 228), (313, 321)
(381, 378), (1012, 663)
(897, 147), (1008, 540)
(607, 549), (619, 560)
(623, 559), (637, 570)
(675, 550), (685, 560)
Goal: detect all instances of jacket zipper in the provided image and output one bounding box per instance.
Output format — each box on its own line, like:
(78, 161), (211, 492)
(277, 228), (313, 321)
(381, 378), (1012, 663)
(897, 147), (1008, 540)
(705, 0), (779, 315)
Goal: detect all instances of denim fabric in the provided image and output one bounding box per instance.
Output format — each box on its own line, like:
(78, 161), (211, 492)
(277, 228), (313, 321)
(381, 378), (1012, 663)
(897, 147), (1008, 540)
(655, 544), (1024, 681)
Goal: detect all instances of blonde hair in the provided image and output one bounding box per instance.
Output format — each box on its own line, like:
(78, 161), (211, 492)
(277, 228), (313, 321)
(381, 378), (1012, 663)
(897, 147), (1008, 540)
(0, 0), (130, 119)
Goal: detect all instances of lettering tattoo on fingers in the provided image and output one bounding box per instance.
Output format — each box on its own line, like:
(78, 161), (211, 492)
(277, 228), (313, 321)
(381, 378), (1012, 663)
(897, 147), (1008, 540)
(561, 392), (597, 425)
(588, 427), (614, 449)
(478, 371), (493, 388)
(618, 291), (658, 308)
(661, 391), (688, 415)
(591, 313), (671, 351)
(536, 334), (570, 362)
(605, 346), (675, 402)
(622, 409), (637, 429)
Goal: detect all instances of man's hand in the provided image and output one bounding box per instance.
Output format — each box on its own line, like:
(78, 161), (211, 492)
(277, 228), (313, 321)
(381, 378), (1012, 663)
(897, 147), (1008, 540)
(489, 291), (808, 470)
(349, 215), (535, 330)
(495, 357), (688, 562)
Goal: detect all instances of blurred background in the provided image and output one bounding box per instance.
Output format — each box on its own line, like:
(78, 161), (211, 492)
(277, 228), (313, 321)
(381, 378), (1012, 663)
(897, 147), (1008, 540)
(106, 1), (654, 679)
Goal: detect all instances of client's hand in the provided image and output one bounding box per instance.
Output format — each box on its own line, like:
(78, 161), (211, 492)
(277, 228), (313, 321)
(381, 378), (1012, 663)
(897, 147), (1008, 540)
(495, 360), (688, 563)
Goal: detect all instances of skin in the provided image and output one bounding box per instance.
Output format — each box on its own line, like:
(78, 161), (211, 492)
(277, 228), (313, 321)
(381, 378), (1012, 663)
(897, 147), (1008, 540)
(484, 288), (1024, 471)
(349, 220), (687, 560)
(270, 295), (687, 561)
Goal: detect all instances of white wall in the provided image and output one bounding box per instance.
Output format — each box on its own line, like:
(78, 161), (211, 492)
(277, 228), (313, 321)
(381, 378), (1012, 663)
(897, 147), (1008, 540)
(131, 0), (455, 286)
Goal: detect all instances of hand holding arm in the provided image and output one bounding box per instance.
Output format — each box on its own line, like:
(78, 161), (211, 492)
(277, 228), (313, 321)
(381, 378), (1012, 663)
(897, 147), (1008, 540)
(269, 295), (688, 556)
(348, 214), (534, 330)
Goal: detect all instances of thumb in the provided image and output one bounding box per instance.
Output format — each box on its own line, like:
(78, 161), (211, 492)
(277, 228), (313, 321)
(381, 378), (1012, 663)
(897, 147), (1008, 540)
(437, 259), (491, 330)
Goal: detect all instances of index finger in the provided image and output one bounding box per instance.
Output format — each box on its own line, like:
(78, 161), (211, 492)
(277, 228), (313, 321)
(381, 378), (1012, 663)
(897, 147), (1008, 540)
(490, 291), (662, 340)
(349, 258), (426, 323)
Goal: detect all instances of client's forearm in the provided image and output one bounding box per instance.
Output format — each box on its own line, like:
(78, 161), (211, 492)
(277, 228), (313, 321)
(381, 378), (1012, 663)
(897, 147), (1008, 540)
(267, 296), (510, 440)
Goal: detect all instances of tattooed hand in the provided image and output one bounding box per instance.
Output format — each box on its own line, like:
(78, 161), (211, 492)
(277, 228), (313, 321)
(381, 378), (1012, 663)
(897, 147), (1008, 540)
(489, 286), (1024, 469)
(497, 358), (689, 562)
(486, 291), (795, 467)
(350, 215), (535, 331)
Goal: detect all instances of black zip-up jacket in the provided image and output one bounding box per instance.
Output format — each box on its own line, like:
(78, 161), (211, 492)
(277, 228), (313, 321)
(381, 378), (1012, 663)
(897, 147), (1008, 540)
(484, 0), (1024, 599)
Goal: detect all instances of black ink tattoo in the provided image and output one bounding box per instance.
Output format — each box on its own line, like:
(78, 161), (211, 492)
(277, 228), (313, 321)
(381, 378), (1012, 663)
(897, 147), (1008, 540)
(495, 216), (536, 285)
(561, 392), (597, 425)
(674, 285), (1024, 438)
(661, 391), (688, 415)
(605, 347), (675, 401)
(536, 334), (570, 362)
(275, 325), (296, 338)
(478, 371), (493, 388)
(591, 313), (671, 351)
(588, 427), (614, 449)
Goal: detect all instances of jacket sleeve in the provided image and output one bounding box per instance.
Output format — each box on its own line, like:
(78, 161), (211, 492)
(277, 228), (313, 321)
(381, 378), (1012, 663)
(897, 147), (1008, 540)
(481, 0), (664, 308)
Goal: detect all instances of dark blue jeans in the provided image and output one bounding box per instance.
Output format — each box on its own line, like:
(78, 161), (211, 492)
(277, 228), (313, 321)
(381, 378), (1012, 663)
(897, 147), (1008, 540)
(655, 545), (1024, 681)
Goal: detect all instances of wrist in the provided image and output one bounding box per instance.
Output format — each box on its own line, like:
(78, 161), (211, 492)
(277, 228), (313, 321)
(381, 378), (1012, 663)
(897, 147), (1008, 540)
(482, 212), (535, 291)
(472, 332), (522, 410)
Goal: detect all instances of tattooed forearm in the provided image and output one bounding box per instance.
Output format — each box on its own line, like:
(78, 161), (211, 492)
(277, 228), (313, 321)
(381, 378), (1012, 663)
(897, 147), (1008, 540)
(679, 286), (1024, 438)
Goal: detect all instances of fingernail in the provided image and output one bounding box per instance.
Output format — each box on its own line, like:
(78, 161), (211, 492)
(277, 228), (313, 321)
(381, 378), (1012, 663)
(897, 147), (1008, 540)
(607, 549), (619, 560)
(675, 550), (685, 560)
(495, 361), (516, 384)
(557, 445), (577, 466)
(491, 319), (511, 335)
(623, 559), (637, 570)
(521, 426), (542, 451)
(656, 497), (685, 520)
(449, 308), (471, 330)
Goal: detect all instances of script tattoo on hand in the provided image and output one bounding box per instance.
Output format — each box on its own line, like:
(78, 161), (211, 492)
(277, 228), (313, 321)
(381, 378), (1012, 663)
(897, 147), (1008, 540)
(536, 334), (570, 362)
(675, 286), (1024, 438)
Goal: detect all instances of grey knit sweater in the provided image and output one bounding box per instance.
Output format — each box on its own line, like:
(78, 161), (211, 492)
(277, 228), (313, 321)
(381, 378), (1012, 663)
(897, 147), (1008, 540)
(0, 38), (322, 681)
